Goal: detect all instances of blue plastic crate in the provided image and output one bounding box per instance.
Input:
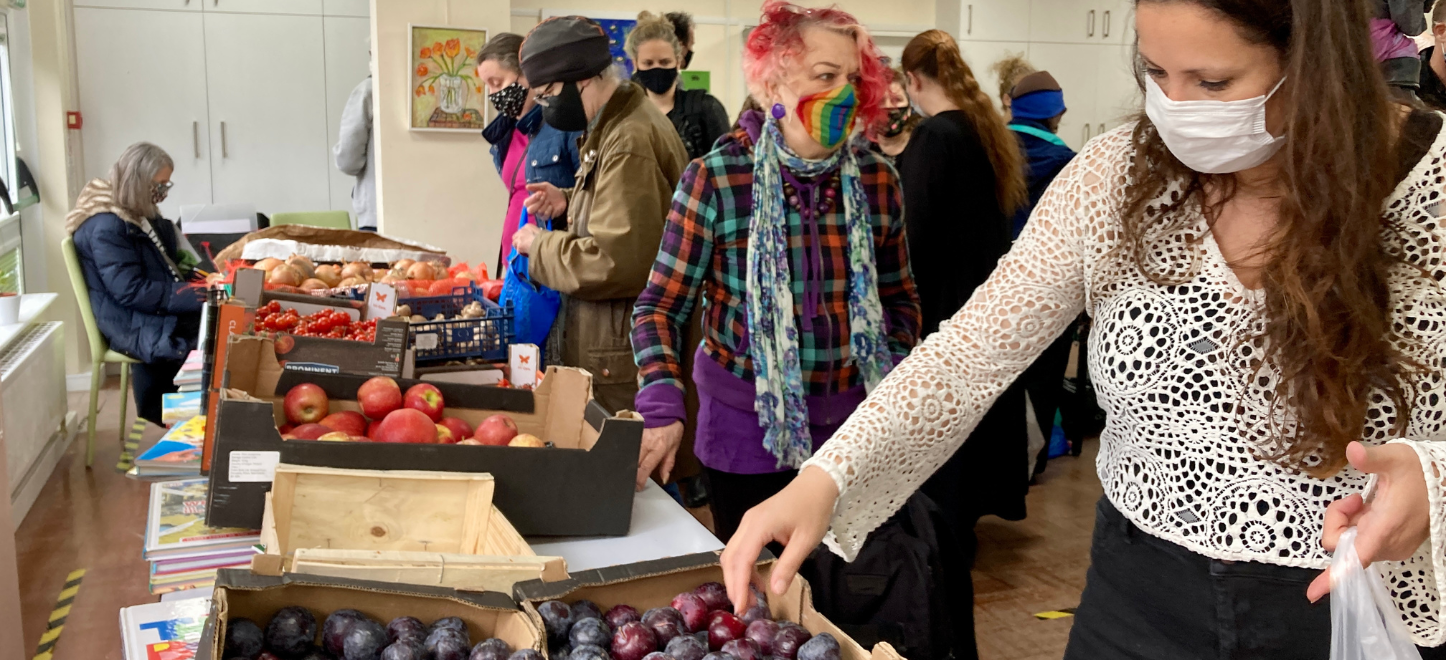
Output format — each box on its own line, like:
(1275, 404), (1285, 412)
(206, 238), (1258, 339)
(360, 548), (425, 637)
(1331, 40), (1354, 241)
(400, 285), (488, 320)
(408, 300), (515, 363)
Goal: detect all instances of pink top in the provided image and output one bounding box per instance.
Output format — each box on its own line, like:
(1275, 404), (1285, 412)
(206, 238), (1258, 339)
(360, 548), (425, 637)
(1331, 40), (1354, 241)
(497, 128), (531, 276)
(1370, 17), (1420, 62)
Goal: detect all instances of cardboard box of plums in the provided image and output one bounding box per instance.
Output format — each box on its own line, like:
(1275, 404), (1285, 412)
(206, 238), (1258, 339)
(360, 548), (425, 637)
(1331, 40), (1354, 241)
(198, 569), (543, 660)
(205, 334), (642, 537)
(512, 552), (906, 660)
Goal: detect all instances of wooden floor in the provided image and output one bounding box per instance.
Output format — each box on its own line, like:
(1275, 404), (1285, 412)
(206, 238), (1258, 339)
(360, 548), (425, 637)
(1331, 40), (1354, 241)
(13, 379), (1102, 660)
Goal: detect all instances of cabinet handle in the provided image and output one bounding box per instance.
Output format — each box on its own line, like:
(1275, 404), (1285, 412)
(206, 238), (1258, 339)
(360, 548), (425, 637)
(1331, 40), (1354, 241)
(967, 4), (973, 35)
(192, 121), (199, 159)
(1103, 10), (1111, 37)
(221, 121), (228, 158)
(1087, 10), (1096, 38)
(1098, 123), (1105, 135)
(1083, 125), (1091, 143)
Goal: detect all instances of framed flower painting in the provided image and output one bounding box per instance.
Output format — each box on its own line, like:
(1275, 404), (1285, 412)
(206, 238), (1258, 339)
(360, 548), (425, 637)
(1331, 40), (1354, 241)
(409, 25), (489, 131)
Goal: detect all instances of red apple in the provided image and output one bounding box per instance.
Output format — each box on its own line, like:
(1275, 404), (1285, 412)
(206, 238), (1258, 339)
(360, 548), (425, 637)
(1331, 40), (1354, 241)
(366, 420), (381, 439)
(283, 383), (329, 424)
(439, 417), (472, 440)
(318, 431), (350, 442)
(436, 424), (459, 444)
(474, 414), (518, 446)
(457, 438), (482, 445)
(319, 411), (367, 436)
(291, 423), (332, 440)
(374, 408), (438, 444)
(357, 376), (402, 420)
(509, 433), (544, 447)
(403, 383), (445, 422)
(278, 423), (295, 435)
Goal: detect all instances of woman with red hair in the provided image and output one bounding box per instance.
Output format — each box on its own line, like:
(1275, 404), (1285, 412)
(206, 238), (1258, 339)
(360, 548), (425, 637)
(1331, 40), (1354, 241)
(630, 1), (921, 543)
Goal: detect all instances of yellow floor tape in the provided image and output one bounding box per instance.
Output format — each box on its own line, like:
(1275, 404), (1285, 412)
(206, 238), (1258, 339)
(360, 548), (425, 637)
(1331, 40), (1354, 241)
(1033, 607), (1077, 620)
(32, 568), (84, 660)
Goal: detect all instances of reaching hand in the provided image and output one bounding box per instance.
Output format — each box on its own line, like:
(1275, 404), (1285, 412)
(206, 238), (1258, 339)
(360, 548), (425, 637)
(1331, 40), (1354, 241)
(720, 466), (839, 613)
(1308, 441), (1432, 602)
(637, 421), (684, 492)
(524, 182), (567, 221)
(513, 224), (542, 256)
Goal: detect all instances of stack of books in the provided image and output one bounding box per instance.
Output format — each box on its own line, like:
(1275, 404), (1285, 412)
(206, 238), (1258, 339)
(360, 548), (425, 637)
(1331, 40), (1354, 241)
(144, 478), (259, 595)
(119, 595), (210, 660)
(175, 349), (204, 393)
(129, 416), (205, 479)
(161, 390), (202, 426)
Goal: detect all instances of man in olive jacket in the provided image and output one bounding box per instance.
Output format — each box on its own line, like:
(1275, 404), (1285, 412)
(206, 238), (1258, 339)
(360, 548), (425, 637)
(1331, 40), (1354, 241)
(514, 16), (688, 414)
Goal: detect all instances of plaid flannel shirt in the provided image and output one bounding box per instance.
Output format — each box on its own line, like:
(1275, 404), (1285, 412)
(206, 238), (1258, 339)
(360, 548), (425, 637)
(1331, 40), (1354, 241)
(631, 130), (921, 399)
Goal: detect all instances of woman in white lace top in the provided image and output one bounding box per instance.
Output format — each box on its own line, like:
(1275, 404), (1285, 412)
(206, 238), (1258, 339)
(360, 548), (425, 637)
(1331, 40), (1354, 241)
(721, 0), (1446, 656)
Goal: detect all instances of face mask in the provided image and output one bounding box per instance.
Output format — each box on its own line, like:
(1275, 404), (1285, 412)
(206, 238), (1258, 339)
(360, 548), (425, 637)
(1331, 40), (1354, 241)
(541, 81), (589, 132)
(681, 50), (694, 70)
(795, 84), (858, 151)
(1144, 76), (1286, 174)
(883, 107), (912, 138)
(488, 82), (527, 118)
(152, 182), (171, 205)
(634, 67), (678, 95)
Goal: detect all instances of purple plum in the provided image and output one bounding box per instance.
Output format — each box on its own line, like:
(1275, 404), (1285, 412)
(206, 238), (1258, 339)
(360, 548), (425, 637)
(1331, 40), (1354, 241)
(388, 617), (426, 645)
(343, 618), (388, 660)
(225, 618), (265, 660)
(605, 604), (642, 630)
(508, 650), (544, 660)
(664, 633), (707, 660)
(670, 594), (709, 633)
(721, 640), (761, 660)
(641, 608), (685, 646)
(470, 638), (513, 660)
(265, 606), (318, 658)
(432, 617), (470, 641)
(538, 602), (574, 642)
(794, 634), (838, 660)
(427, 628), (472, 660)
(611, 622), (659, 660)
(569, 644), (610, 660)
(381, 642), (426, 660)
(693, 583), (732, 613)
(641, 654), (675, 660)
(701, 653), (737, 660)
(324, 610), (368, 655)
(772, 624), (811, 660)
(707, 614), (745, 651)
(744, 621), (778, 656)
(570, 618), (612, 650)
(571, 600), (604, 625)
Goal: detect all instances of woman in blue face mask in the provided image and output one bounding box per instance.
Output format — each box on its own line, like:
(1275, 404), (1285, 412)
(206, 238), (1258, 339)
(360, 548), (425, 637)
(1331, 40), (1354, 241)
(625, 12), (730, 161)
(719, 1), (1446, 657)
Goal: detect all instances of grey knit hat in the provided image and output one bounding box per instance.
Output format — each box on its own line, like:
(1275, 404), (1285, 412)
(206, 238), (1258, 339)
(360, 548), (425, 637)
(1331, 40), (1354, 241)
(520, 16), (612, 87)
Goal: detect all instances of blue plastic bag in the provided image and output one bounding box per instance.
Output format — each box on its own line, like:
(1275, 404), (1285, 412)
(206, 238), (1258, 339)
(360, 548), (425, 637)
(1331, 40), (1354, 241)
(498, 208), (562, 349)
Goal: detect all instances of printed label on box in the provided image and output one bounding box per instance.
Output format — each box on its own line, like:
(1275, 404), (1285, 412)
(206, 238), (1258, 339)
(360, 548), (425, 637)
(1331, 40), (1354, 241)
(229, 451), (280, 483)
(510, 344), (540, 387)
(416, 333), (439, 350)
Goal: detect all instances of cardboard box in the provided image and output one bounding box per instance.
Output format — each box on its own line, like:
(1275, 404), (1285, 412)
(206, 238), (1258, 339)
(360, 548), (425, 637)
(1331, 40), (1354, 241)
(198, 569), (540, 660)
(206, 334), (642, 536)
(250, 465), (567, 592)
(512, 552), (904, 660)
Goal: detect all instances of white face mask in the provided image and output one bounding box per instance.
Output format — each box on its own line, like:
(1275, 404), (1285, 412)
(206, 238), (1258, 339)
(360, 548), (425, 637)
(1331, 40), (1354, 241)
(1144, 76), (1286, 174)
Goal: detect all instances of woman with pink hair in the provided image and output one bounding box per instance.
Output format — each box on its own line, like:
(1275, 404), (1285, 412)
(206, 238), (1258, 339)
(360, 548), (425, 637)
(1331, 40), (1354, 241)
(630, 1), (921, 542)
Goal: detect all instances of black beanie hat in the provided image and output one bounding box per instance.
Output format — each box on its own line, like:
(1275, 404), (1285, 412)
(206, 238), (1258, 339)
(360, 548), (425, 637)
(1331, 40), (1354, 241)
(520, 16), (612, 87)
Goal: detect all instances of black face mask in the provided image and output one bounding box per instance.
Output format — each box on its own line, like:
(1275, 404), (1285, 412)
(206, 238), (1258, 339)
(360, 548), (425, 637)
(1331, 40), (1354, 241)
(634, 67), (678, 95)
(488, 82), (527, 118)
(882, 107), (913, 138)
(541, 81), (589, 132)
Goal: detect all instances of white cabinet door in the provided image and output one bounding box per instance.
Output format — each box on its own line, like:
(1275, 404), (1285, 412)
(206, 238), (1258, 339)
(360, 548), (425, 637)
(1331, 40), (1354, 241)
(1094, 44), (1140, 132)
(960, 0), (1032, 43)
(1029, 43), (1100, 149)
(205, 0), (323, 15)
(204, 12), (331, 215)
(324, 16), (371, 219)
(1030, 0), (1100, 44)
(73, 7), (213, 220)
(956, 40), (1032, 113)
(73, 0), (199, 10)
(323, 0), (368, 17)
(1099, 0), (1135, 45)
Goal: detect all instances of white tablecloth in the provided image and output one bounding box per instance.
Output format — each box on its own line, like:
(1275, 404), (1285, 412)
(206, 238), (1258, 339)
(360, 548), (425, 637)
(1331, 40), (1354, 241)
(527, 482), (723, 573)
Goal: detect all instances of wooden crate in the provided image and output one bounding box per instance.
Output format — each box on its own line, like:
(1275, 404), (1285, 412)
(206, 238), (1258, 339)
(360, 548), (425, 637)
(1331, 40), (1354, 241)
(253, 464), (566, 591)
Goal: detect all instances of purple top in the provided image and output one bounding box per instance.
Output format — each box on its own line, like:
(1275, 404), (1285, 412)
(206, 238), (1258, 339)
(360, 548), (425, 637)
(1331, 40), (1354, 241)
(1371, 18), (1420, 62)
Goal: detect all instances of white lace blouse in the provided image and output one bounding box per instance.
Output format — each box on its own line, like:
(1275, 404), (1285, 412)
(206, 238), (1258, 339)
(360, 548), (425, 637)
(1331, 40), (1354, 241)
(803, 124), (1446, 644)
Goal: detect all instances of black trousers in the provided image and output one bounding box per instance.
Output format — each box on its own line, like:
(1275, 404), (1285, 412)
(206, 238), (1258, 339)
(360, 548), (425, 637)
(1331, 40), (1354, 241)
(1066, 497), (1446, 659)
(704, 467), (797, 545)
(132, 358), (183, 427)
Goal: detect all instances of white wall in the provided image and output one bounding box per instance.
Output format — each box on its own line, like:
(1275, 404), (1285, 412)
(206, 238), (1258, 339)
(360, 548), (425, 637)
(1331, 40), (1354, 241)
(372, 0), (512, 269)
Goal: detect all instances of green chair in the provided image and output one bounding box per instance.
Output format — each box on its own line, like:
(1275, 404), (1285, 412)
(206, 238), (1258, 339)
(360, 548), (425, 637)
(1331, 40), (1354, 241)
(61, 237), (137, 468)
(270, 211), (352, 230)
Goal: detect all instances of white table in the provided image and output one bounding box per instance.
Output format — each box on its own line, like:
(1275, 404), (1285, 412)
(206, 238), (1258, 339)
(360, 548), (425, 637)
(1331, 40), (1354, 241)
(528, 481), (723, 573)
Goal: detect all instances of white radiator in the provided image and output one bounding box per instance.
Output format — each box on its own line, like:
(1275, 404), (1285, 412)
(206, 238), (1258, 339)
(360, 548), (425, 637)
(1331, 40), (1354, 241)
(2, 322), (69, 529)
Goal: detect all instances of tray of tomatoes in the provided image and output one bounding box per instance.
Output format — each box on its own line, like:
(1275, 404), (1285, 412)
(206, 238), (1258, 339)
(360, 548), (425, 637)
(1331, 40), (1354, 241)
(254, 301), (378, 342)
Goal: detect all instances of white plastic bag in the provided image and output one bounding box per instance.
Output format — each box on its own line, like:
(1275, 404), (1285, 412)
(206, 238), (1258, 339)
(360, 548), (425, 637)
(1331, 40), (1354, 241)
(1330, 528), (1421, 660)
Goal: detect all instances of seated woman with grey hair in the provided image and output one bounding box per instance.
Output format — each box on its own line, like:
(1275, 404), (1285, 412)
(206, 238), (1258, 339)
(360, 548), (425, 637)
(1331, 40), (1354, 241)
(66, 142), (203, 427)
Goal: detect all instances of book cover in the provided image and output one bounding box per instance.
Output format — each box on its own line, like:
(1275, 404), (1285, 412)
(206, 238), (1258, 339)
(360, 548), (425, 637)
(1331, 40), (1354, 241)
(137, 418), (206, 468)
(162, 391), (203, 424)
(119, 597), (209, 660)
(145, 479), (258, 559)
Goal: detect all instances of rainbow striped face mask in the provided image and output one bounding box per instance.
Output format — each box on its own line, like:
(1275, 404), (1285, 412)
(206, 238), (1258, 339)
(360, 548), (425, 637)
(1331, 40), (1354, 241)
(796, 84), (859, 151)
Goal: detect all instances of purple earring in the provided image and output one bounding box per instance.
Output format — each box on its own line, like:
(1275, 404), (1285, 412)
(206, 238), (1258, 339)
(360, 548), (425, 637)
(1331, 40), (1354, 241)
(771, 103), (786, 120)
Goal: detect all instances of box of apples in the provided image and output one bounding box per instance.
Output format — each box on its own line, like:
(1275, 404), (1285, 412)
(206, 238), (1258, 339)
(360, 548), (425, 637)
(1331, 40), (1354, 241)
(207, 334), (642, 537)
(511, 552), (905, 660)
(197, 568), (544, 660)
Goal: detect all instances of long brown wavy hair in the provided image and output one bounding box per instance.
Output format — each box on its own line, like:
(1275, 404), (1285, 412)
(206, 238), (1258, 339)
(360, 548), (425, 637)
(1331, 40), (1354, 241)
(1121, 0), (1412, 477)
(902, 30), (1029, 216)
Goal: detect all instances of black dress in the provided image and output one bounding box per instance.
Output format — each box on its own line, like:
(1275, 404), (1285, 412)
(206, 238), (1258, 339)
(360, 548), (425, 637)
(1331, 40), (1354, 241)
(667, 88), (730, 161)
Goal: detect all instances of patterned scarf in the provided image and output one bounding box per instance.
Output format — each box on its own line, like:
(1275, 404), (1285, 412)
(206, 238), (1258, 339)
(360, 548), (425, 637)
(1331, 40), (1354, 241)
(747, 118), (894, 468)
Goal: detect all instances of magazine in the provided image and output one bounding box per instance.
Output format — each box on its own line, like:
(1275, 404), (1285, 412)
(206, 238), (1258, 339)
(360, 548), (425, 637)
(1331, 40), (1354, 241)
(144, 479), (258, 559)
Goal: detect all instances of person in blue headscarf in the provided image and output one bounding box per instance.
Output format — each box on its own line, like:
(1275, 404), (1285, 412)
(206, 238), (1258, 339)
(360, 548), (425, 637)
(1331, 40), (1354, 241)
(1006, 71), (1076, 238)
